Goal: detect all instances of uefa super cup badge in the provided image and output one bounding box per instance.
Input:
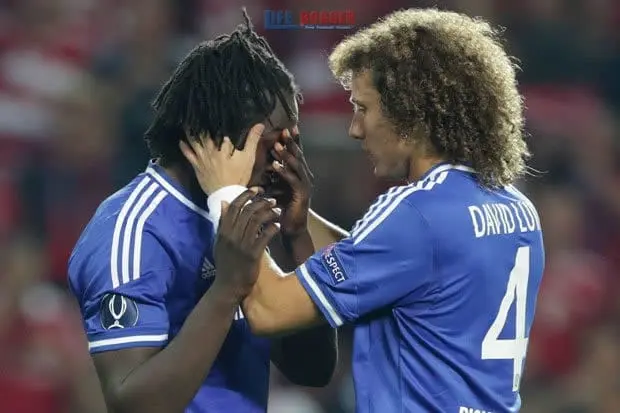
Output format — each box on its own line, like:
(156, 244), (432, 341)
(100, 293), (139, 330)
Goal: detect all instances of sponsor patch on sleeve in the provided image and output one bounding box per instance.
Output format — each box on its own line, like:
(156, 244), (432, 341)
(320, 244), (348, 284)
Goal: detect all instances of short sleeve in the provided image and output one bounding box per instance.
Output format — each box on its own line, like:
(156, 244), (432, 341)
(69, 229), (175, 354)
(295, 200), (434, 327)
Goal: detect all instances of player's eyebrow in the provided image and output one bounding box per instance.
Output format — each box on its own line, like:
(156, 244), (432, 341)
(349, 97), (366, 107)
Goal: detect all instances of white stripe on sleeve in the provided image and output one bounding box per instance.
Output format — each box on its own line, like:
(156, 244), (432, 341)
(298, 264), (343, 327)
(88, 334), (169, 351)
(132, 190), (168, 282)
(121, 182), (159, 285)
(110, 177), (151, 288)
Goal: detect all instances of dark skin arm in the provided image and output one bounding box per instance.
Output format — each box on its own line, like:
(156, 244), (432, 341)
(91, 191), (279, 413)
(262, 130), (338, 387)
(267, 230), (337, 387)
(93, 286), (239, 413)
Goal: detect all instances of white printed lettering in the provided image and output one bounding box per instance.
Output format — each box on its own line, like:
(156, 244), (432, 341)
(469, 206), (486, 238)
(483, 204), (498, 235)
(469, 202), (539, 238)
(498, 203), (516, 234)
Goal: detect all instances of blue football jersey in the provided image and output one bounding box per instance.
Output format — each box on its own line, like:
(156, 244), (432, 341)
(68, 162), (271, 413)
(296, 163), (544, 413)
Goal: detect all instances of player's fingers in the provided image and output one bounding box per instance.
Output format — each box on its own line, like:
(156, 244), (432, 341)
(287, 135), (312, 176)
(203, 135), (220, 155)
(237, 198), (277, 240)
(291, 140), (314, 183)
(179, 140), (199, 168)
(193, 137), (220, 163)
(187, 135), (207, 152)
(254, 222), (280, 252)
(298, 148), (314, 183)
(233, 197), (270, 233)
(242, 206), (280, 249)
(280, 129), (302, 158)
(220, 136), (235, 157)
(272, 144), (302, 174)
(243, 123), (265, 153)
(272, 159), (303, 188)
(279, 130), (311, 176)
(292, 127), (302, 148)
(278, 128), (292, 147)
(221, 190), (257, 232)
(273, 142), (314, 187)
(249, 186), (265, 195)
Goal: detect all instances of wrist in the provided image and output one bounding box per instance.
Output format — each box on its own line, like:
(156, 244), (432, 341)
(207, 185), (248, 225)
(281, 228), (313, 253)
(281, 226), (310, 239)
(210, 277), (248, 304)
(281, 228), (315, 266)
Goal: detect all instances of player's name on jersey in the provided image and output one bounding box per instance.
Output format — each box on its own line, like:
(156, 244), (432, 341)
(468, 200), (541, 238)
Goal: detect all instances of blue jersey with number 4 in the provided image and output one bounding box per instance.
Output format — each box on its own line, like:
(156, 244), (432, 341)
(295, 163), (544, 413)
(68, 162), (271, 412)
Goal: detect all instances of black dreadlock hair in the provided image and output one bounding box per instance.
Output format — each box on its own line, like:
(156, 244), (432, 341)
(144, 10), (301, 165)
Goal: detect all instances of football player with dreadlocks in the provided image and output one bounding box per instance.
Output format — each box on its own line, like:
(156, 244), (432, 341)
(68, 12), (344, 413)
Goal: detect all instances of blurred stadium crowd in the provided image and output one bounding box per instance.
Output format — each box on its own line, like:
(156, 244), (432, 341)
(0, 0), (619, 412)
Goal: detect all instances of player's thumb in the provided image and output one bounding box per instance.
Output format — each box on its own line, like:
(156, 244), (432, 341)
(245, 123), (265, 152)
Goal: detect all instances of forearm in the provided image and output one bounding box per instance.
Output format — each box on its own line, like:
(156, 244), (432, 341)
(307, 209), (349, 249)
(110, 285), (238, 413)
(243, 254), (323, 337)
(243, 256), (292, 337)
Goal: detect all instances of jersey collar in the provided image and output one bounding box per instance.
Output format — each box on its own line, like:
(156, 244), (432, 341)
(418, 162), (475, 182)
(145, 161), (213, 222)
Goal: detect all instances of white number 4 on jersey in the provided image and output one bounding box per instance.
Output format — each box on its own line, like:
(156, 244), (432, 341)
(481, 246), (530, 392)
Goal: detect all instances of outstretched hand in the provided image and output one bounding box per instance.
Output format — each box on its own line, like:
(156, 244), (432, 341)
(180, 124), (265, 195)
(212, 189), (280, 300)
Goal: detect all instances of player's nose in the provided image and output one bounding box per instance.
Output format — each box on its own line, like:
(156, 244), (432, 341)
(348, 120), (364, 141)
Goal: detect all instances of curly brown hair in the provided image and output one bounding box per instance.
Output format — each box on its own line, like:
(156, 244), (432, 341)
(329, 8), (529, 187)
